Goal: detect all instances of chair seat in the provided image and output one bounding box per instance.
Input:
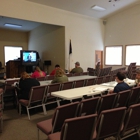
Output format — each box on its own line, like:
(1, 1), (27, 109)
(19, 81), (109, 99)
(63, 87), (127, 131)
(37, 119), (52, 135)
(48, 132), (60, 140)
(19, 99), (29, 106)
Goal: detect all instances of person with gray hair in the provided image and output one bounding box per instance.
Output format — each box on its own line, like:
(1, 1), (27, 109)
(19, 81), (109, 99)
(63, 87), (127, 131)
(70, 61), (83, 74)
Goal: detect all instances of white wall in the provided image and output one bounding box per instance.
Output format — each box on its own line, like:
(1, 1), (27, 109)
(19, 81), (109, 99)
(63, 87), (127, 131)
(0, 0), (104, 71)
(104, 4), (140, 69)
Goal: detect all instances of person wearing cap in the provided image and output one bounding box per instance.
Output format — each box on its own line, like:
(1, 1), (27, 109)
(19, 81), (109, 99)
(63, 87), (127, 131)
(109, 71), (130, 94)
(135, 70), (140, 86)
(50, 64), (60, 76)
(70, 61), (83, 74)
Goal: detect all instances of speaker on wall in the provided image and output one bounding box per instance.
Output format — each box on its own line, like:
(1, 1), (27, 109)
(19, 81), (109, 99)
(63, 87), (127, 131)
(44, 60), (51, 66)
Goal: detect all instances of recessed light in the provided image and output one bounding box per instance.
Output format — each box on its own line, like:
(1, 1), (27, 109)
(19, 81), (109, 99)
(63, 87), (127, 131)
(91, 5), (106, 11)
(4, 23), (22, 28)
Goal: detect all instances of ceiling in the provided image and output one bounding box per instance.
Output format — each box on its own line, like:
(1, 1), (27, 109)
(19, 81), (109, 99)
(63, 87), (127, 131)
(0, 0), (140, 31)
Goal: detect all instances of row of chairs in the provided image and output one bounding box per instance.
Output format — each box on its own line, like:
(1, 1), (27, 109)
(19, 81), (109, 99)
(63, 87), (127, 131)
(37, 101), (140, 140)
(37, 72), (89, 81)
(18, 84), (140, 120)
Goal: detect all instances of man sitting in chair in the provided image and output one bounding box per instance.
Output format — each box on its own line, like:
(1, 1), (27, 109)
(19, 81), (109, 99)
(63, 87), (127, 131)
(109, 71), (130, 94)
(70, 62), (83, 74)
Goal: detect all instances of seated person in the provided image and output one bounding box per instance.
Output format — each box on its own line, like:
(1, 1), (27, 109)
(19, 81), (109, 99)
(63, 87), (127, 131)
(109, 71), (130, 94)
(70, 62), (83, 74)
(135, 70), (140, 86)
(51, 68), (68, 83)
(50, 64), (60, 76)
(31, 66), (46, 78)
(18, 72), (40, 100)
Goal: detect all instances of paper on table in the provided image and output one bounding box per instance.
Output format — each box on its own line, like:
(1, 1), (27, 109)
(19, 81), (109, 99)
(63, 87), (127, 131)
(94, 87), (109, 91)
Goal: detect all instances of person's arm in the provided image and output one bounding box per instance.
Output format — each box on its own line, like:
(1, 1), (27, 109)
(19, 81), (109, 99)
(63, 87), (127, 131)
(51, 77), (57, 83)
(70, 68), (74, 73)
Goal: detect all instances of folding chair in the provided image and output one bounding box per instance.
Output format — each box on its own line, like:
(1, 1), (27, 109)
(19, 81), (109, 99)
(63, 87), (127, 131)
(48, 114), (98, 140)
(37, 102), (79, 140)
(120, 103), (140, 139)
(19, 85), (47, 120)
(78, 97), (100, 116)
(85, 78), (96, 86)
(73, 79), (85, 88)
(93, 107), (126, 140)
(61, 81), (74, 90)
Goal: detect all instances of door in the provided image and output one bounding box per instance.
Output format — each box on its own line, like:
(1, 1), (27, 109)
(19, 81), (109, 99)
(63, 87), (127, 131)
(95, 50), (103, 68)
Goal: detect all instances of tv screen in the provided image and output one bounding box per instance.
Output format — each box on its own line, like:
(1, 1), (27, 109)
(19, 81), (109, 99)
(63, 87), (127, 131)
(20, 50), (38, 66)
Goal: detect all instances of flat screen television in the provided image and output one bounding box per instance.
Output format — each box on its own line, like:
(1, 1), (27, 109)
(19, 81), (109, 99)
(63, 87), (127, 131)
(20, 50), (38, 66)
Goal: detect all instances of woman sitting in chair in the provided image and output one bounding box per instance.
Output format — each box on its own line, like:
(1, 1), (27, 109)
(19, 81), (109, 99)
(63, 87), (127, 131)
(51, 68), (68, 83)
(18, 71), (40, 100)
(31, 66), (46, 78)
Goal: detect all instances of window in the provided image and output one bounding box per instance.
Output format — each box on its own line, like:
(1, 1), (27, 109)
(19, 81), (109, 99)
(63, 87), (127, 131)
(4, 46), (22, 65)
(105, 46), (122, 65)
(125, 45), (140, 65)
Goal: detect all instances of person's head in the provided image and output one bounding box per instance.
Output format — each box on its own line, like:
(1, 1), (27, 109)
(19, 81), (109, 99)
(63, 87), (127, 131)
(55, 68), (65, 77)
(75, 62), (80, 68)
(20, 71), (30, 80)
(115, 72), (126, 82)
(35, 66), (41, 72)
(55, 64), (60, 69)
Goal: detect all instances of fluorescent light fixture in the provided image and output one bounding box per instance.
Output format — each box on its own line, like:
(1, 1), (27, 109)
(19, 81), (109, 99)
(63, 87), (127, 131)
(92, 5), (106, 11)
(4, 23), (22, 28)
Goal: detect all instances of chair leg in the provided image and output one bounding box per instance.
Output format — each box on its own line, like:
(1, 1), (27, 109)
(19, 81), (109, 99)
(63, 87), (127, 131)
(42, 104), (47, 115)
(26, 107), (30, 120)
(19, 103), (22, 115)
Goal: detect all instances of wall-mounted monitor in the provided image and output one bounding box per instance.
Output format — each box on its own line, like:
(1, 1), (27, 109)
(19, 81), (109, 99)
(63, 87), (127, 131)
(20, 50), (38, 66)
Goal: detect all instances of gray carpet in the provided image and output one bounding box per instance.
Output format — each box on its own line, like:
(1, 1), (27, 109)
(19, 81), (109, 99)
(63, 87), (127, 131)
(0, 108), (54, 140)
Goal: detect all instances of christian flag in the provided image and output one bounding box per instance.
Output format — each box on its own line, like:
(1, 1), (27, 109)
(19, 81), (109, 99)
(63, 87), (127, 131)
(69, 39), (72, 54)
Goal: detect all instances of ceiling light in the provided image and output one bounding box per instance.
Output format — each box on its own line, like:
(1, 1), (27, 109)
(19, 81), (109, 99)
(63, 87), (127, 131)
(91, 5), (106, 11)
(4, 23), (22, 28)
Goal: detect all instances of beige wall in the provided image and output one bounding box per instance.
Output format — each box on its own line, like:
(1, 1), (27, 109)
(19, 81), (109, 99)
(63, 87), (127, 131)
(104, 4), (140, 70)
(0, 0), (104, 72)
(0, 28), (28, 67)
(28, 24), (65, 73)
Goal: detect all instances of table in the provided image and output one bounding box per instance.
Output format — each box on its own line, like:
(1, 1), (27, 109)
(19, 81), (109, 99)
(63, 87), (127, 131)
(51, 85), (113, 101)
(40, 75), (97, 85)
(101, 79), (136, 87)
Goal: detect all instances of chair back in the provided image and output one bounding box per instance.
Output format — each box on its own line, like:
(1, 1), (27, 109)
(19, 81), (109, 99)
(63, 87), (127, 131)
(85, 78), (96, 86)
(103, 75), (111, 83)
(74, 79), (85, 88)
(78, 97), (100, 116)
(46, 75), (54, 80)
(95, 77), (104, 84)
(128, 86), (140, 106)
(36, 76), (46, 81)
(60, 114), (97, 140)
(81, 72), (89, 75)
(66, 73), (73, 77)
(73, 73), (81, 76)
(121, 103), (140, 138)
(98, 93), (117, 114)
(116, 90), (131, 107)
(51, 102), (79, 133)
(95, 107), (126, 140)
(28, 85), (46, 105)
(61, 81), (74, 90)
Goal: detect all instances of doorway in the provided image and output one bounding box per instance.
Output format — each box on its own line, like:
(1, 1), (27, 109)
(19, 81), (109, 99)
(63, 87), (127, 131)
(95, 50), (103, 68)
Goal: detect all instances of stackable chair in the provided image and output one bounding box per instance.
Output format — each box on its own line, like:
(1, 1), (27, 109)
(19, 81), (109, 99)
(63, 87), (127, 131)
(37, 102), (79, 140)
(115, 90), (131, 108)
(98, 93), (117, 114)
(120, 103), (140, 139)
(127, 86), (140, 107)
(46, 75), (54, 80)
(44, 83), (61, 106)
(95, 77), (104, 85)
(19, 85), (47, 120)
(85, 78), (96, 86)
(103, 75), (111, 83)
(48, 114), (98, 140)
(78, 97), (100, 116)
(36, 76), (46, 81)
(73, 79), (85, 88)
(61, 81), (74, 90)
(93, 107), (127, 140)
